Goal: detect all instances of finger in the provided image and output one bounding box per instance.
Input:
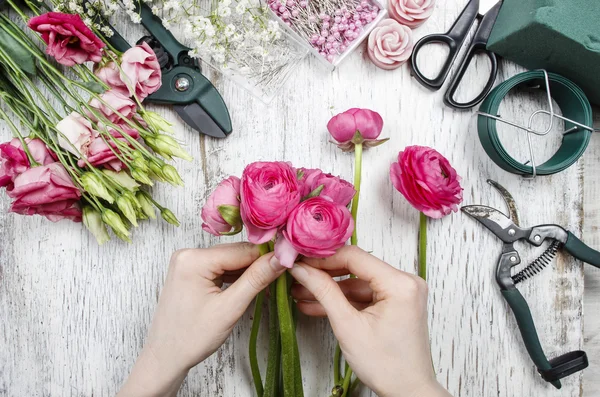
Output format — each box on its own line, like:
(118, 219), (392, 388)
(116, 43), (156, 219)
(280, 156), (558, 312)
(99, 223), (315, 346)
(291, 278), (373, 303)
(288, 262), (357, 326)
(296, 300), (370, 317)
(221, 252), (286, 312)
(301, 246), (402, 292)
(175, 243), (260, 280)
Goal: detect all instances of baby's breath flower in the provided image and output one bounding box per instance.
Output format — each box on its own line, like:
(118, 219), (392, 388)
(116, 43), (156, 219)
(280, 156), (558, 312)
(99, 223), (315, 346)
(224, 24), (236, 37)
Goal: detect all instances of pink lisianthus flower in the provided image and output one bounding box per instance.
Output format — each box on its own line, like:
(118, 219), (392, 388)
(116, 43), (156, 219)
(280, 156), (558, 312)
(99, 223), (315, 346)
(27, 12), (105, 66)
(77, 126), (141, 171)
(390, 145), (463, 218)
(327, 108), (387, 151)
(94, 60), (129, 97)
(8, 162), (82, 222)
(275, 197), (354, 268)
(88, 90), (137, 124)
(201, 176), (243, 236)
(56, 112), (96, 158)
(0, 138), (56, 188)
(299, 168), (356, 206)
(240, 161), (301, 244)
(120, 42), (162, 100)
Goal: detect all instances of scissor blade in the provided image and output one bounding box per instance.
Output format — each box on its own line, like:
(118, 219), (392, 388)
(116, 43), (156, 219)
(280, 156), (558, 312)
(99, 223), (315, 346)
(487, 179), (520, 226)
(461, 205), (529, 243)
(175, 103), (228, 138)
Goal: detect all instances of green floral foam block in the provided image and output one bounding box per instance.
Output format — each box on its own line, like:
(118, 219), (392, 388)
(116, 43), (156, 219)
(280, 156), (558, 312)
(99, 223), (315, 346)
(487, 0), (600, 104)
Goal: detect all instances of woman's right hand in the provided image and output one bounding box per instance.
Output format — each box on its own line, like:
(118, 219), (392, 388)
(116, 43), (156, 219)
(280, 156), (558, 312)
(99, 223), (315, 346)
(289, 246), (452, 397)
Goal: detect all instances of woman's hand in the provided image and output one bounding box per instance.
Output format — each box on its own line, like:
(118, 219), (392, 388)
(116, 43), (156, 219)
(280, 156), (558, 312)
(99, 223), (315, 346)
(289, 246), (451, 397)
(118, 243), (285, 397)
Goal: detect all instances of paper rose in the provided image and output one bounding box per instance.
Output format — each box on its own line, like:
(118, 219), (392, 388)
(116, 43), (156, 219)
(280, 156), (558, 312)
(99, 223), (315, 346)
(201, 176), (243, 236)
(28, 12), (105, 66)
(327, 108), (387, 151)
(368, 19), (414, 70)
(390, 145), (463, 218)
(388, 0), (435, 28)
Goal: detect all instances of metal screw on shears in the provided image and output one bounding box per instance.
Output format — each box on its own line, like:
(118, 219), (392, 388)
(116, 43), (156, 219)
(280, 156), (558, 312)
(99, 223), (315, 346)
(510, 256), (517, 263)
(534, 235), (541, 242)
(508, 229), (516, 236)
(175, 77), (190, 92)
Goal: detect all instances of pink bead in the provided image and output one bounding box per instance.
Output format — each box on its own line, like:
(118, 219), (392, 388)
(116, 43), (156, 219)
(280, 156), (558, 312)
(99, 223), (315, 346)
(371, 11), (378, 18)
(321, 30), (328, 37)
(335, 9), (342, 16)
(323, 22), (330, 29)
(353, 13), (360, 21)
(348, 35), (355, 41)
(345, 30), (353, 37)
(285, 21), (292, 26)
(373, 6), (379, 12)
(332, 41), (340, 48)
(325, 42), (332, 49)
(356, 5), (362, 11)
(292, 9), (299, 16)
(334, 16), (341, 23)
(327, 35), (335, 42)
(327, 54), (335, 62)
(355, 20), (362, 27)
(360, 0), (368, 7)
(317, 37), (326, 45)
(333, 32), (341, 39)
(286, 0), (294, 6)
(344, 12), (351, 18)
(319, 12), (327, 19)
(331, 25), (339, 32)
(323, 15), (331, 21)
(299, 0), (307, 6)
(341, 17), (347, 23)
(365, 15), (372, 23)
(310, 34), (319, 43)
(282, 11), (291, 18)
(340, 45), (347, 52)
(329, 48), (337, 54)
(349, 23), (355, 30)
(278, 6), (286, 12)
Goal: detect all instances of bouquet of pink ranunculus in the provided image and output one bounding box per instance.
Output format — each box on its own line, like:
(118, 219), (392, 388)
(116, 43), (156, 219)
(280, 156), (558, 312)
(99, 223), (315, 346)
(202, 161), (356, 396)
(0, 3), (191, 243)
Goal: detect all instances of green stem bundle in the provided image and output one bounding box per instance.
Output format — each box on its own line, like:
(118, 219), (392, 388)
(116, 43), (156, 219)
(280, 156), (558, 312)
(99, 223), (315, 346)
(419, 212), (427, 281)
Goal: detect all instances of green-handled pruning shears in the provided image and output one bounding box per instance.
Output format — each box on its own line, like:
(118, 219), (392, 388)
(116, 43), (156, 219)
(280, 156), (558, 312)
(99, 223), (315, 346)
(103, 4), (232, 138)
(462, 180), (600, 389)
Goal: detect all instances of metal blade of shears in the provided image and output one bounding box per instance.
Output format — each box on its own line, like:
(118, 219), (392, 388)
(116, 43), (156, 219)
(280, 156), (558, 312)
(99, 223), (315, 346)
(487, 179), (520, 226)
(175, 103), (229, 138)
(461, 205), (530, 243)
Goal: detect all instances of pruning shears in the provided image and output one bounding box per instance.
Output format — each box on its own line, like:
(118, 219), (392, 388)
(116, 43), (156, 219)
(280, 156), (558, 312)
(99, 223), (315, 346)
(462, 180), (600, 389)
(102, 4), (232, 138)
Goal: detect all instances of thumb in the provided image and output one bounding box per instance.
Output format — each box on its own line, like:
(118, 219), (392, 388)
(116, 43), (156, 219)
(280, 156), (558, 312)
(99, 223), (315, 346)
(289, 262), (357, 328)
(222, 252), (286, 313)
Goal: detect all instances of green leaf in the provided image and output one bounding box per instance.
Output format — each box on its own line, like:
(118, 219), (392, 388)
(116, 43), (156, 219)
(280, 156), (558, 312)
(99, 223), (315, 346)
(0, 24), (36, 75)
(217, 205), (242, 228)
(304, 184), (324, 200)
(82, 81), (106, 94)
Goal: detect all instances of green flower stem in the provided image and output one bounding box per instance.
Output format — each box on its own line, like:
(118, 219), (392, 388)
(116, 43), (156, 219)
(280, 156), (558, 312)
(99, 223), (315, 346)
(263, 283), (281, 397)
(419, 212), (427, 281)
(277, 271), (302, 397)
(349, 377), (361, 394)
(350, 142), (363, 246)
(340, 364), (353, 397)
(333, 344), (342, 385)
(249, 243), (271, 397)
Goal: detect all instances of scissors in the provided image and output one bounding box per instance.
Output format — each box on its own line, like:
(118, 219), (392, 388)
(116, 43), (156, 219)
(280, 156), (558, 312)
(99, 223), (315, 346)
(410, 0), (503, 109)
(462, 180), (599, 388)
(102, 4), (233, 138)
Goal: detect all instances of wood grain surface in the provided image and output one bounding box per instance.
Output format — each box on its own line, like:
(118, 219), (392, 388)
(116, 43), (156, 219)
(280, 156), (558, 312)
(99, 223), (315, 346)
(1, 1), (599, 396)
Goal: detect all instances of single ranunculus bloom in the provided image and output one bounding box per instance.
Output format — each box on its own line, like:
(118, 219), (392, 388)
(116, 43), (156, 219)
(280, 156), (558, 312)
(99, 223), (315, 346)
(88, 90), (137, 124)
(94, 59), (129, 97)
(201, 176), (242, 236)
(388, 0), (435, 28)
(299, 168), (356, 206)
(0, 138), (57, 190)
(327, 108), (386, 151)
(56, 112), (96, 158)
(390, 145), (463, 218)
(121, 42), (162, 100)
(275, 197), (354, 268)
(28, 12), (105, 66)
(240, 161), (301, 244)
(8, 162), (82, 222)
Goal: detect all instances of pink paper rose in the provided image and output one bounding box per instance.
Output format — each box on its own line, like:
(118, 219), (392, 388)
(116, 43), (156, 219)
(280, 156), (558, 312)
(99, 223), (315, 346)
(0, 138), (56, 188)
(299, 168), (356, 206)
(88, 90), (137, 124)
(120, 42), (162, 100)
(240, 161), (302, 244)
(327, 108), (386, 151)
(94, 60), (129, 97)
(388, 0), (435, 28)
(275, 197), (354, 268)
(8, 162), (82, 222)
(28, 12), (105, 66)
(368, 19), (414, 70)
(390, 145), (463, 218)
(201, 176), (242, 236)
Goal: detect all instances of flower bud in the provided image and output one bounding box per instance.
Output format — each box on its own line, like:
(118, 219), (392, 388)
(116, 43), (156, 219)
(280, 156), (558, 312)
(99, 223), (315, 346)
(81, 172), (114, 203)
(142, 111), (174, 134)
(148, 161), (166, 181)
(117, 195), (139, 227)
(131, 168), (154, 186)
(147, 134), (193, 161)
(83, 206), (110, 245)
(162, 164), (184, 186)
(102, 208), (130, 239)
(136, 192), (157, 219)
(161, 208), (180, 227)
(102, 169), (140, 192)
(131, 151), (150, 172)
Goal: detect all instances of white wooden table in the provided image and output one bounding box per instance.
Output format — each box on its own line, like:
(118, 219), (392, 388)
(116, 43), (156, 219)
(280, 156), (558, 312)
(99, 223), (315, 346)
(1, 1), (600, 396)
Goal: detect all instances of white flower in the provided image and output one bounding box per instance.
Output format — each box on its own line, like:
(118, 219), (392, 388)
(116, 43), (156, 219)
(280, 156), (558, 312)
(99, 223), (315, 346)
(267, 20), (280, 33)
(151, 5), (159, 14)
(162, 19), (171, 28)
(253, 45), (264, 55)
(224, 24), (236, 37)
(235, 3), (246, 15)
(220, 0), (232, 7)
(218, 6), (231, 17)
(213, 52), (226, 63)
(205, 25), (216, 37)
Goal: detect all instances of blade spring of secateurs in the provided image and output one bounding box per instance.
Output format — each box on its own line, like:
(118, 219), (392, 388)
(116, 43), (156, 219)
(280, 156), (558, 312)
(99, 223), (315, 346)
(512, 241), (562, 284)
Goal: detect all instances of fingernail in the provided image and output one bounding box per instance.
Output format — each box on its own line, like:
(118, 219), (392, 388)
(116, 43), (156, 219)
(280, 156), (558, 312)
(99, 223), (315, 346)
(269, 254), (283, 271)
(288, 263), (309, 282)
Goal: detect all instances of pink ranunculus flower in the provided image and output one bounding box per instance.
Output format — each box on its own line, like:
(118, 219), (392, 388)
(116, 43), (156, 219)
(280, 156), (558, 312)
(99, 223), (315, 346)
(368, 19), (414, 70)
(27, 12), (105, 66)
(88, 90), (137, 124)
(56, 112), (96, 158)
(299, 168), (356, 206)
(201, 176), (242, 236)
(388, 0), (435, 28)
(327, 108), (386, 151)
(0, 138), (56, 188)
(8, 162), (82, 222)
(240, 161), (302, 244)
(121, 42), (162, 100)
(390, 145), (463, 218)
(275, 197), (354, 268)
(94, 60), (129, 97)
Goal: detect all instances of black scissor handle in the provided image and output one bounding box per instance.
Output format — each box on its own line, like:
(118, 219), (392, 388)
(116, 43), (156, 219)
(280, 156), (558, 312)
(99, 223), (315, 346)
(410, 0), (479, 90)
